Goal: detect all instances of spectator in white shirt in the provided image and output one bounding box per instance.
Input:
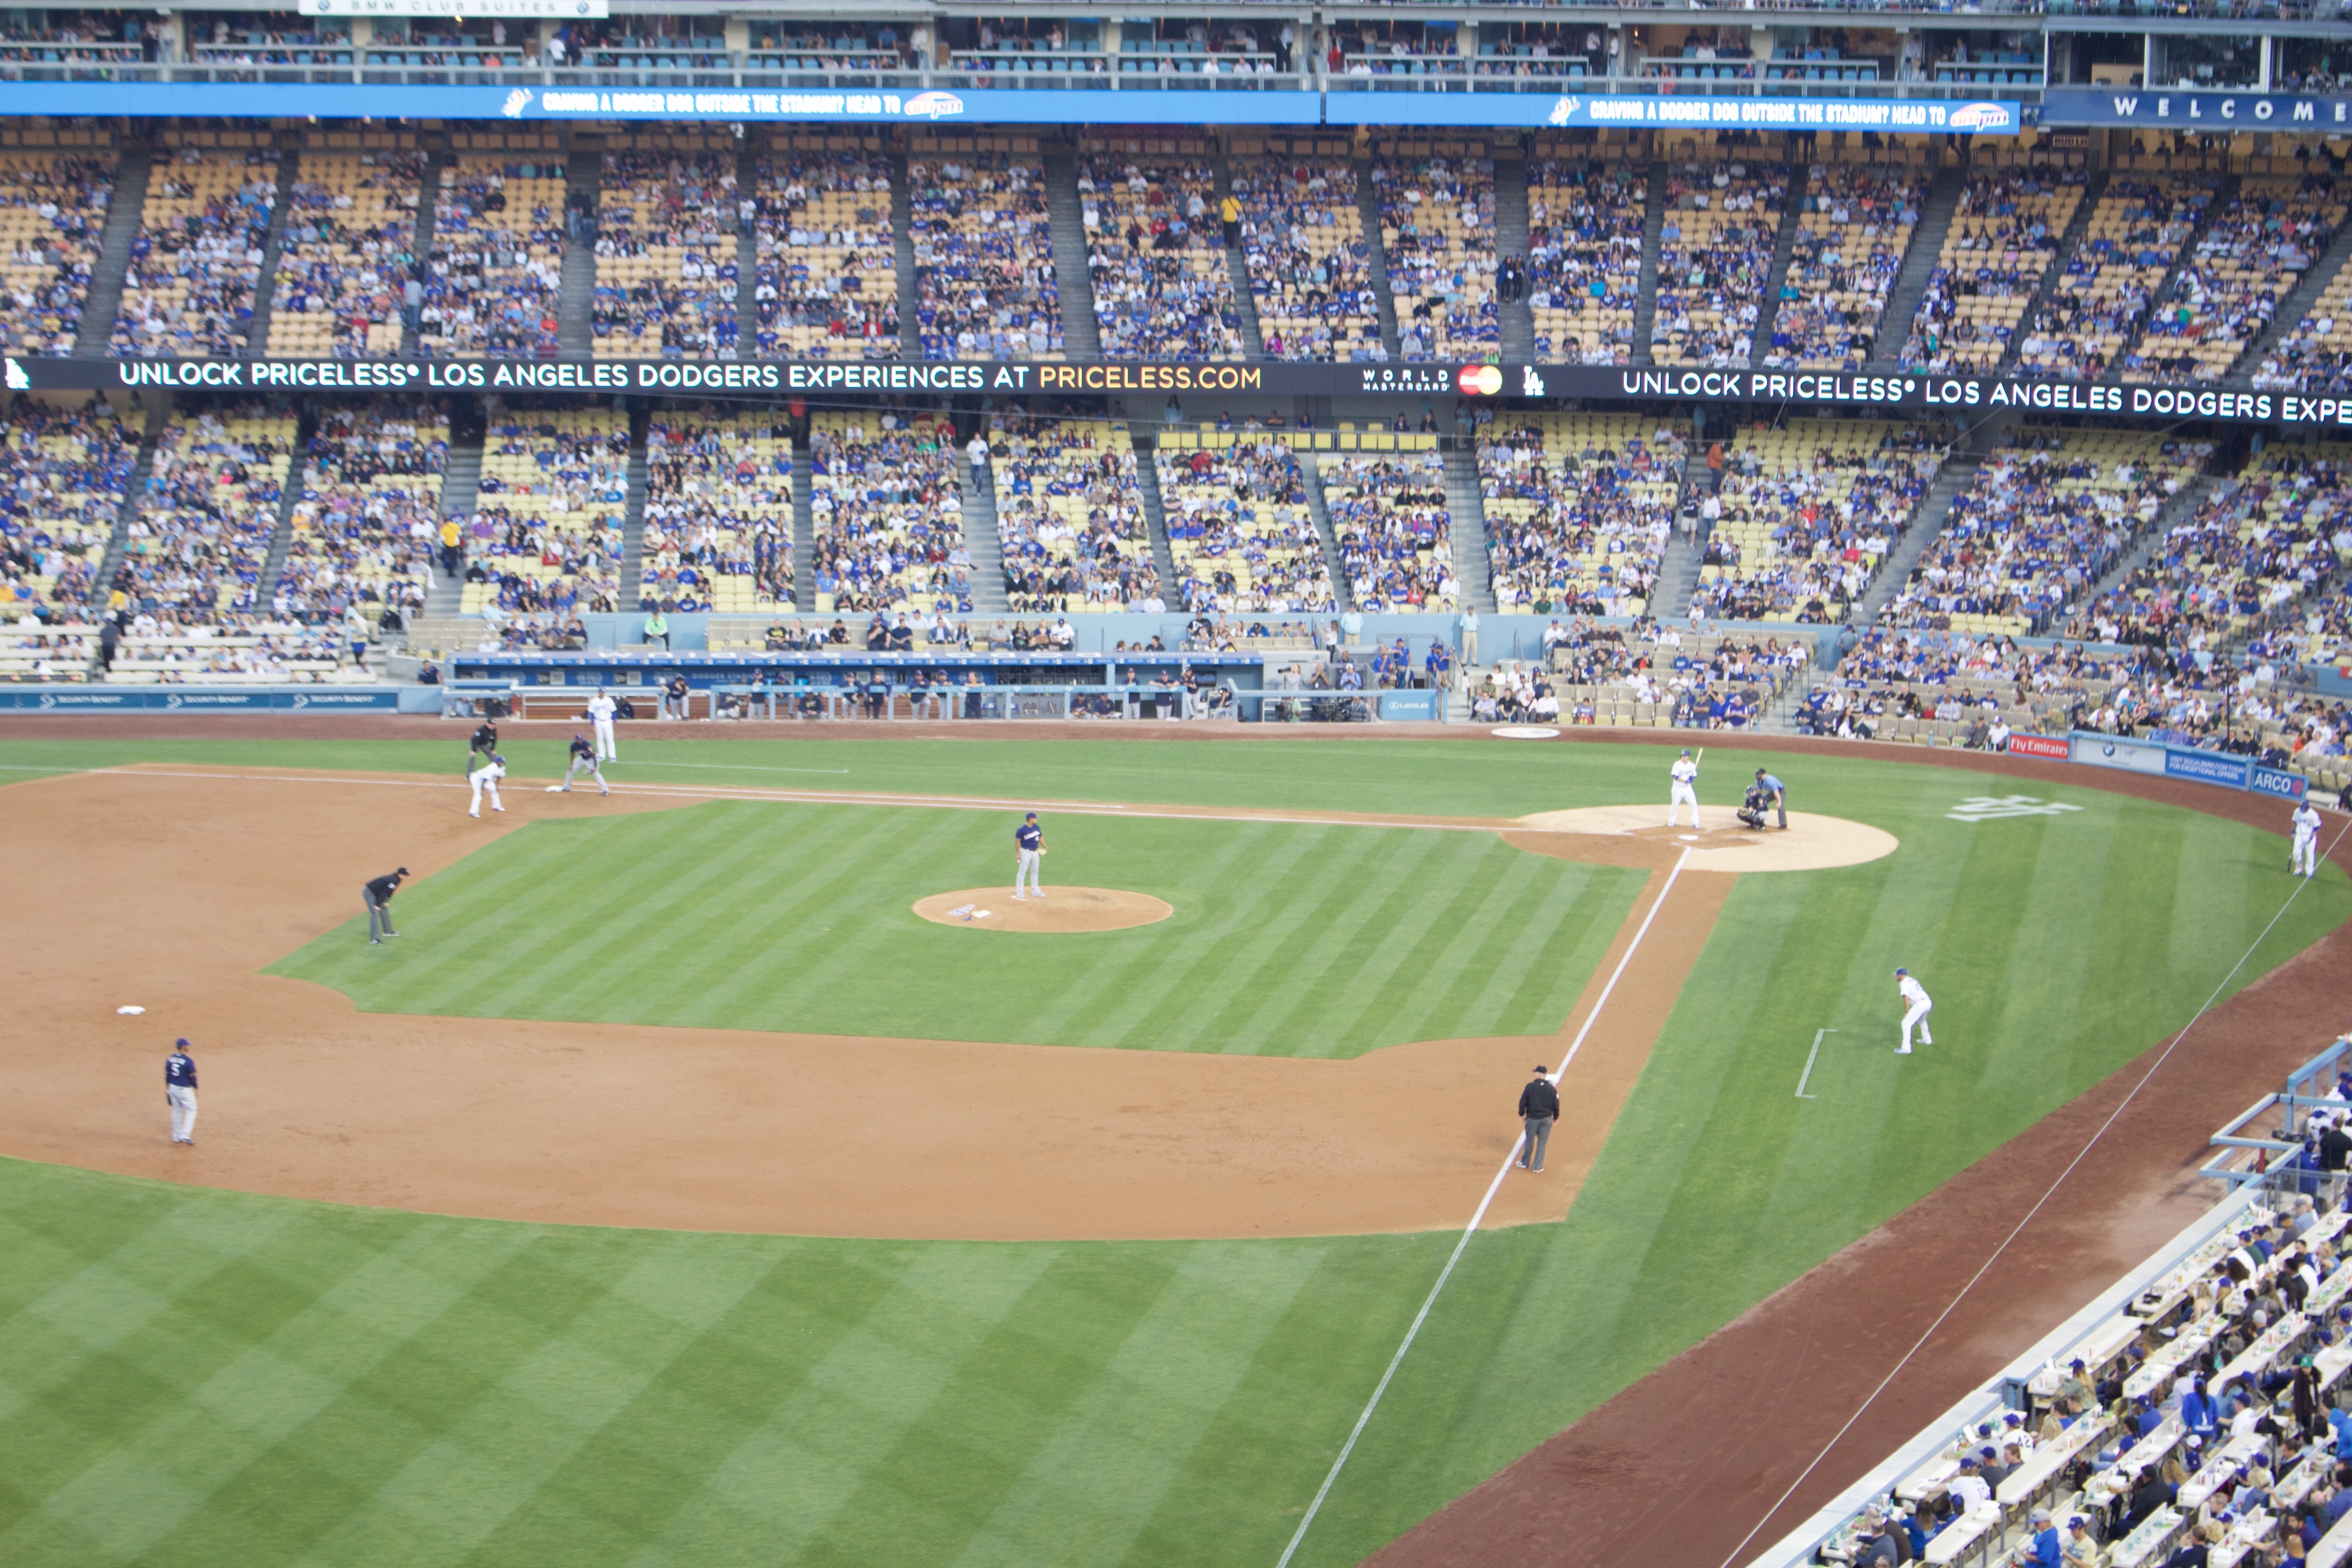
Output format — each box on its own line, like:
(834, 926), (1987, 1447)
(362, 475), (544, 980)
(1948, 1455), (1993, 1511)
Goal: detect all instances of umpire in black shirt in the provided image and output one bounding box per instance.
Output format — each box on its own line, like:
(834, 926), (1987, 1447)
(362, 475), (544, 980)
(364, 868), (408, 944)
(1518, 1066), (1561, 1173)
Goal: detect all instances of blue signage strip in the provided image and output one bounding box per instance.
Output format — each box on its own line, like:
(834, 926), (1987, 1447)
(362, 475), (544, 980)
(1329, 89), (2019, 135)
(2164, 748), (2253, 789)
(2041, 87), (2352, 130)
(2252, 764), (2313, 801)
(0, 687), (401, 711)
(0, 80), (1324, 124)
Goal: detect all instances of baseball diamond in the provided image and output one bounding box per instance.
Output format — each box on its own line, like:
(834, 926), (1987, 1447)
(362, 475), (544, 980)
(24, 29), (2352, 1567)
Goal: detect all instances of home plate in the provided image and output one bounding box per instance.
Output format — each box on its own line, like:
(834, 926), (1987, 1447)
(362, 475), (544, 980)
(117, 1005), (145, 1014)
(1677, 835), (1700, 842)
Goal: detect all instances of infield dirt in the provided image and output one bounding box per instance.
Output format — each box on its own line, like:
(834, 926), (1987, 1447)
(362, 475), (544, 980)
(0, 764), (1723, 1241)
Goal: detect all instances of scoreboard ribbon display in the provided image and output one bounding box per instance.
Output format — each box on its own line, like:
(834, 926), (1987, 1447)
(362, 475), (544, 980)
(9, 353), (2337, 426)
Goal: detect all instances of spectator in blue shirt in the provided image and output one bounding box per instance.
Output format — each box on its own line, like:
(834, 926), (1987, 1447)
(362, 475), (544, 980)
(2027, 1508), (2061, 1568)
(2180, 1377), (2221, 1443)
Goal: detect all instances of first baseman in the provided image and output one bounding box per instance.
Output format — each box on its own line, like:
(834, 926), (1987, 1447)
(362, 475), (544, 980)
(166, 1038), (198, 1144)
(554, 733), (610, 795)
(2293, 799), (2323, 878)
(468, 750), (506, 818)
(1014, 811), (1045, 900)
(1668, 749), (1702, 828)
(588, 687), (618, 761)
(1896, 967), (1933, 1055)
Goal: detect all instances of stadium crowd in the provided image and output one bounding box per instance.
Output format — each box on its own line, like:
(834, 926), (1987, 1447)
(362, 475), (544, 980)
(593, 146), (740, 359)
(1080, 154), (1242, 359)
(990, 415), (1160, 612)
(755, 147), (897, 358)
(0, 396), (137, 617)
(0, 150), (112, 356)
(1696, 420), (1946, 623)
(1374, 152), (1499, 361)
(1900, 166), (2087, 375)
(809, 410), (973, 616)
(1154, 432), (1329, 614)
(1524, 156), (1644, 366)
(108, 145), (275, 358)
(274, 402), (442, 629)
(910, 150), (1062, 360)
(1651, 159), (1788, 368)
(1230, 154), (1384, 362)
(1477, 413), (1680, 616)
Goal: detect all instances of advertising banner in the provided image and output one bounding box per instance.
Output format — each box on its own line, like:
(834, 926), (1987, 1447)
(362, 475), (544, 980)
(1331, 89), (2019, 135)
(2005, 733), (2070, 760)
(2042, 88), (2352, 132)
(2252, 764), (2313, 801)
(0, 687), (401, 712)
(15, 353), (2343, 426)
(2164, 748), (2254, 789)
(2071, 734), (2169, 775)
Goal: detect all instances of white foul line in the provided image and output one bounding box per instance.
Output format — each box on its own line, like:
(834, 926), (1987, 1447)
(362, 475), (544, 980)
(1274, 848), (1692, 1568)
(1796, 1028), (1836, 1099)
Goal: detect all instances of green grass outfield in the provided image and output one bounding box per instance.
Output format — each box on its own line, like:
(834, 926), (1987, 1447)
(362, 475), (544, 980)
(2, 734), (2346, 1568)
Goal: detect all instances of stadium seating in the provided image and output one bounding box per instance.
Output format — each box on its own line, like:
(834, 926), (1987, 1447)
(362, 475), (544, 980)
(1153, 429), (1332, 614)
(2073, 441), (2352, 652)
(0, 147), (111, 356)
(0, 620), (99, 681)
(275, 403), (445, 628)
(1536, 621), (1815, 730)
(1230, 140), (1384, 363)
(989, 415), (1160, 612)
(2252, 259), (2352, 392)
(809, 409), (972, 617)
(266, 139), (423, 358)
(419, 152), (565, 358)
(1884, 427), (2205, 637)
(593, 136), (740, 359)
(0, 396), (137, 617)
(1525, 152), (1643, 366)
(1900, 166), (2087, 375)
(103, 622), (355, 683)
(639, 407), (795, 613)
(1760, 162), (1924, 372)
(1650, 160), (1788, 368)
(113, 404), (297, 626)
(1477, 412), (1680, 616)
(754, 140), (897, 358)
(1319, 450), (1458, 611)
(461, 406), (628, 617)
(108, 142), (276, 357)
(909, 137), (1063, 360)
(1375, 147), (1499, 361)
(1081, 142), (1241, 358)
(2012, 175), (2216, 379)
(1696, 420), (1948, 623)
(2119, 173), (2346, 382)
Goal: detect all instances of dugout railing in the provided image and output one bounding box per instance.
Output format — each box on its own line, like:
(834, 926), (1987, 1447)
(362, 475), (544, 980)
(500, 681), (1245, 724)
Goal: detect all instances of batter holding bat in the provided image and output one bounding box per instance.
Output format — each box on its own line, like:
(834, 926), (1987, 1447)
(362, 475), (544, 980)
(1014, 811), (1046, 901)
(1668, 746), (1704, 828)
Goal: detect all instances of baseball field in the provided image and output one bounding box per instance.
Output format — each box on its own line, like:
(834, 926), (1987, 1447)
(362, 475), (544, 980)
(0, 727), (2343, 1568)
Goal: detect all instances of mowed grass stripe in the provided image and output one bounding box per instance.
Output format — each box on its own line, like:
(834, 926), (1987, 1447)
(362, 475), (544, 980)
(937, 1243), (1328, 1568)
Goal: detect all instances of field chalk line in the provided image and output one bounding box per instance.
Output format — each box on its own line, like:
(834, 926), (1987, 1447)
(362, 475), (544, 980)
(1274, 848), (1693, 1568)
(1795, 1029), (1836, 1099)
(1712, 813), (2352, 1568)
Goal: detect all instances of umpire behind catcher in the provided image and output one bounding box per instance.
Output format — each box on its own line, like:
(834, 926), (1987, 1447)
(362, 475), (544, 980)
(1517, 1066), (1560, 1173)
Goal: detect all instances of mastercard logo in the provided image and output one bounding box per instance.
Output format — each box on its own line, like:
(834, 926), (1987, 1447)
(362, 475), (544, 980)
(1457, 364), (1504, 396)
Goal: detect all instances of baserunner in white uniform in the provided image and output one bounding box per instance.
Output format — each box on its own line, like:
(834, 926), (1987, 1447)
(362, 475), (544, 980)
(468, 751), (506, 818)
(1668, 749), (1702, 828)
(1896, 967), (1934, 1055)
(2293, 799), (2323, 878)
(588, 687), (618, 761)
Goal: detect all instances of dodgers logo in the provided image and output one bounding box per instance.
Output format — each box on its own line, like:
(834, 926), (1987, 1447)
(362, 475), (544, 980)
(904, 90), (965, 120)
(1948, 102), (2010, 132)
(1547, 96), (1581, 127)
(3, 357), (26, 391)
(501, 88), (533, 119)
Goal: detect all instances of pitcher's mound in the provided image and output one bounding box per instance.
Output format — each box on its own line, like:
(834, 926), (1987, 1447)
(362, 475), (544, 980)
(914, 887), (1175, 933)
(1507, 806), (1898, 873)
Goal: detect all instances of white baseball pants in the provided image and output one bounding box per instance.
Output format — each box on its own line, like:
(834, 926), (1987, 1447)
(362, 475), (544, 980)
(469, 774), (502, 815)
(167, 1084), (198, 1142)
(1015, 848), (1043, 897)
(593, 716), (617, 760)
(2296, 833), (2319, 877)
(1901, 999), (1934, 1051)
(1669, 782), (1701, 827)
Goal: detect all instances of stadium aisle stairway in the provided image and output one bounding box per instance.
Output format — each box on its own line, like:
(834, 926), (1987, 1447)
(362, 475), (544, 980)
(74, 143), (149, 358)
(1041, 147), (1101, 358)
(1355, 157), (1405, 363)
(1494, 152), (1534, 363)
(242, 142), (299, 356)
(1632, 156), (1666, 363)
(254, 411), (315, 603)
(1298, 452), (1354, 612)
(1441, 439), (1497, 613)
(1746, 176), (1808, 372)
(789, 435), (818, 612)
(1132, 440), (1180, 604)
(617, 408), (649, 606)
(1849, 449), (1986, 627)
(1869, 163), (1966, 375)
(1212, 153), (1267, 358)
(889, 148), (917, 358)
(90, 398), (165, 595)
(558, 146), (599, 357)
